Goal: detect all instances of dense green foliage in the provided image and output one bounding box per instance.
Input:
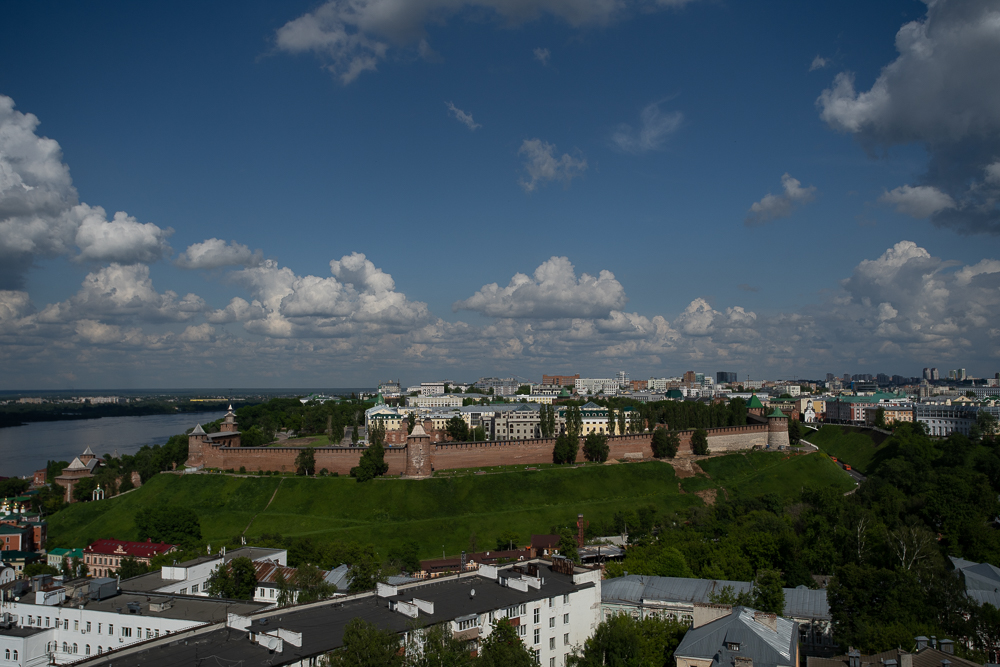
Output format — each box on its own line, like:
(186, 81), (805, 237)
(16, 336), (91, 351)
(325, 618), (403, 667)
(807, 425), (887, 473)
(604, 423), (1000, 659)
(552, 433), (578, 464)
(135, 506), (202, 547)
(405, 624), (476, 667)
(479, 619), (535, 667)
(353, 440), (389, 481)
(567, 613), (689, 667)
(0, 477), (30, 498)
(296, 447), (317, 475)
(446, 416), (469, 441)
(206, 556), (258, 600)
(234, 397), (371, 445)
(594, 396), (748, 431)
(691, 429), (709, 456)
(651, 429), (679, 458)
(583, 433), (610, 463)
(116, 557), (149, 580)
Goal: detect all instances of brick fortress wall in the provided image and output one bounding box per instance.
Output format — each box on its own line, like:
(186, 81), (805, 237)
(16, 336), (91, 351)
(190, 422), (776, 475)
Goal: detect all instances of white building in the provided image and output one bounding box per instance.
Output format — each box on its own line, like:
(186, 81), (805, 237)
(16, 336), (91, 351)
(67, 558), (602, 667)
(0, 577), (266, 665)
(420, 382), (446, 396)
(408, 394), (464, 408)
(574, 378), (618, 395)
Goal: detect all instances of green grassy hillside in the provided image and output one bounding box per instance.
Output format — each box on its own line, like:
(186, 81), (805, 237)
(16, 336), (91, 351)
(804, 425), (883, 473)
(47, 453), (856, 559)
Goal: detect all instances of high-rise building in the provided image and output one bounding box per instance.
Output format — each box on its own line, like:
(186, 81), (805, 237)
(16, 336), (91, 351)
(826, 373), (835, 382)
(923, 368), (931, 381)
(931, 368), (939, 380)
(717, 372), (738, 384)
(616, 370), (630, 387)
(843, 373), (851, 382)
(959, 368), (967, 380)
(683, 371), (697, 385)
(949, 370), (958, 380)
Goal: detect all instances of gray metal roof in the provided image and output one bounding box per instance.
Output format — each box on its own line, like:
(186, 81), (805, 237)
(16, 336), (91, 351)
(602, 576), (829, 620)
(675, 606), (797, 667)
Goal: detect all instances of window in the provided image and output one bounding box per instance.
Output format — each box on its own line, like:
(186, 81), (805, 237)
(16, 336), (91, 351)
(563, 613), (569, 624)
(73, 643), (78, 654)
(123, 627), (132, 638)
(534, 629), (540, 644)
(98, 647), (103, 654)
(45, 617), (49, 627)
(10, 650), (15, 660)
(62, 642), (68, 653)
(27, 616), (32, 626)
(147, 628), (153, 639)
(192, 584), (199, 593)
(155, 630), (160, 637)
(86, 621), (91, 632)
(109, 624), (113, 635)
(728, 643), (740, 651)
(520, 604), (527, 615)
(63, 619), (68, 630)
(550, 658), (556, 667)
(549, 637), (555, 649)
(86, 645), (91, 655)
(4, 650), (9, 660)
(534, 608), (540, 624)
(563, 594), (569, 604)
(549, 617), (555, 628)
(519, 625), (527, 637)
(549, 597), (555, 608)
(534, 649), (541, 663)
(180, 588), (187, 595)
(75, 620), (79, 631)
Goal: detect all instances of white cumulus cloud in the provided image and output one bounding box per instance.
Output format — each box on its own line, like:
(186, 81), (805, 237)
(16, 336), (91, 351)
(611, 102), (683, 154)
(809, 55), (829, 71)
(175, 238), (264, 269)
(517, 139), (587, 192)
(0, 94), (172, 287)
(879, 185), (957, 218)
(816, 0), (1000, 234)
(454, 256), (627, 319)
(533, 47), (551, 65)
(745, 173), (817, 225)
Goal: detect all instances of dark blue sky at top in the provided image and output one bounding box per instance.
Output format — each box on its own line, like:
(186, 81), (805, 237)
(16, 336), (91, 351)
(1, 0), (998, 387)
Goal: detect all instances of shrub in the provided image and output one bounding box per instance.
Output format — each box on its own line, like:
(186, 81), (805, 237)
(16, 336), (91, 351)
(691, 429), (709, 456)
(239, 466), (246, 474)
(651, 429), (680, 458)
(552, 433), (578, 464)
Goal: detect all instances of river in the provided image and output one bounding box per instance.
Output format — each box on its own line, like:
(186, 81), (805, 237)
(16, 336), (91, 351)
(0, 411), (225, 478)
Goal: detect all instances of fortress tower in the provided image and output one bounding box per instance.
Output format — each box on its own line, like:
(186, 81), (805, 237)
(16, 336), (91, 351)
(767, 407), (790, 449)
(404, 423), (433, 478)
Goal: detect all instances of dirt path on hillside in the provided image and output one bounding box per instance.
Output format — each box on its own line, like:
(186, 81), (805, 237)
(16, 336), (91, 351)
(242, 478), (283, 536)
(665, 457), (708, 478)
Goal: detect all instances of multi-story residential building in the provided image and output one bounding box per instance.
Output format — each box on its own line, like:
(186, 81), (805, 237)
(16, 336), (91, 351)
(64, 558), (602, 667)
(420, 382), (446, 396)
(475, 377), (520, 396)
(863, 405), (913, 426)
(914, 404), (1000, 437)
(824, 393), (909, 423)
(83, 540), (177, 578)
(408, 394), (464, 408)
(492, 404), (543, 440)
(0, 575), (267, 664)
(574, 378), (618, 395)
(543, 374), (579, 387)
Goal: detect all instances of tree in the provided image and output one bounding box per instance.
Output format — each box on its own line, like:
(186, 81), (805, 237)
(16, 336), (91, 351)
(788, 419), (802, 447)
(71, 476), (98, 502)
(407, 413), (416, 434)
(348, 547), (386, 593)
(495, 530), (520, 551)
(326, 617), (403, 667)
(607, 407), (616, 436)
(567, 613), (689, 667)
(446, 416), (469, 442)
(135, 506), (202, 547)
(691, 429), (709, 456)
(479, 619), (535, 667)
(651, 429), (679, 459)
(617, 409), (626, 436)
(387, 541), (421, 573)
(295, 562), (334, 603)
(351, 425), (359, 444)
(558, 527), (579, 563)
(206, 556), (258, 600)
(471, 426), (487, 441)
(552, 433), (578, 464)
(751, 569), (785, 614)
(296, 447), (317, 476)
(583, 432), (610, 463)
(22, 563), (59, 578)
(116, 557), (149, 580)
(242, 425), (270, 447)
(874, 407), (887, 430)
(275, 569), (293, 606)
(405, 623), (476, 667)
(354, 439), (389, 482)
(369, 421), (386, 447)
(516, 385), (531, 395)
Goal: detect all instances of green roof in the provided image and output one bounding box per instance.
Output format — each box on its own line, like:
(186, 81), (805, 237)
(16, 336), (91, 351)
(768, 407), (787, 418)
(0, 525), (28, 535)
(48, 547), (83, 558)
(747, 394), (765, 409)
(559, 388), (570, 397)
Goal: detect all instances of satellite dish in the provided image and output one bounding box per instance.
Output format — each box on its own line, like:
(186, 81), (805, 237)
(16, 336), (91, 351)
(470, 588), (476, 598)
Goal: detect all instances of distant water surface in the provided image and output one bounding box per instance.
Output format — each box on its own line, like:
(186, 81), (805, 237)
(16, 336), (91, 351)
(0, 411), (225, 478)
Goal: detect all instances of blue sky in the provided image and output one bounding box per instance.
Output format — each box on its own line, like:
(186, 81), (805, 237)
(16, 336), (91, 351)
(1, 0), (999, 389)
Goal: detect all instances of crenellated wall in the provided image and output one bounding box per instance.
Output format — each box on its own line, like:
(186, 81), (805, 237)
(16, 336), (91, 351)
(192, 423), (775, 475)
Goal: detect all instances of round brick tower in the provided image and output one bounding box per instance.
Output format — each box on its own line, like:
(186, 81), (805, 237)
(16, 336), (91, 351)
(767, 407), (790, 449)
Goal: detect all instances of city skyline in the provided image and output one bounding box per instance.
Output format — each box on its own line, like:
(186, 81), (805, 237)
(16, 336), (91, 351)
(2, 0), (1000, 389)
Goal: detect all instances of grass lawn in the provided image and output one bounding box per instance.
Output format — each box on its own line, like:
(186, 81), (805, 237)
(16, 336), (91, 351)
(47, 463), (702, 559)
(804, 425), (883, 473)
(698, 450), (856, 498)
(48, 451), (856, 559)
